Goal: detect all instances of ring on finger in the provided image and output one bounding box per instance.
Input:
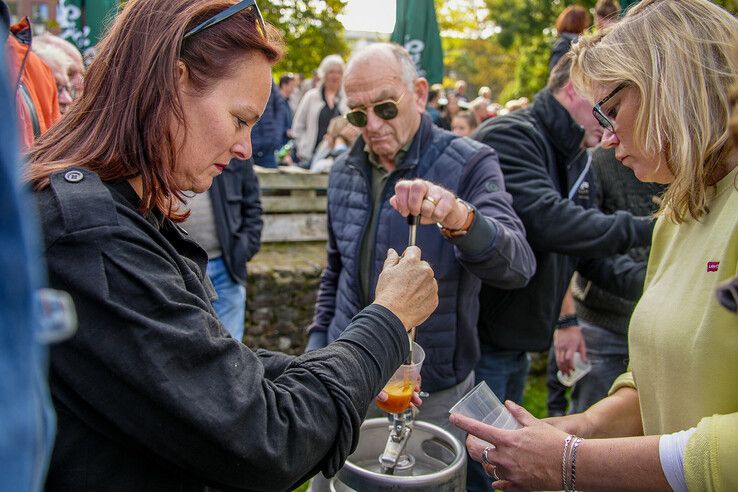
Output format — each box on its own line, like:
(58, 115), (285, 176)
(424, 196), (439, 207)
(481, 446), (493, 466)
(483, 463), (499, 480)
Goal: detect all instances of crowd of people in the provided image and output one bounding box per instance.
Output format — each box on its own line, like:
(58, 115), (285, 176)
(2, 0), (736, 491)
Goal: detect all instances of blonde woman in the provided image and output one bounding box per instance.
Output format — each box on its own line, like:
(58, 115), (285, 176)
(452, 1), (738, 491)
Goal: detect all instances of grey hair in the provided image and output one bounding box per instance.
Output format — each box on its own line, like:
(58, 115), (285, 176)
(317, 54), (345, 79)
(346, 43), (418, 90)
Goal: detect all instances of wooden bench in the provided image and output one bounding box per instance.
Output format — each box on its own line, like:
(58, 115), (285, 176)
(256, 166), (329, 242)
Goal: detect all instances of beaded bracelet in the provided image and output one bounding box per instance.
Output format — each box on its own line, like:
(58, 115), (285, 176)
(562, 434), (574, 491)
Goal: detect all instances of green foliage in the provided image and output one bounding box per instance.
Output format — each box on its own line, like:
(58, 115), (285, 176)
(499, 36), (552, 102)
(485, 0), (596, 48)
(261, 0), (349, 77)
(445, 0), (738, 103)
(442, 36), (517, 100)
(522, 372), (549, 420)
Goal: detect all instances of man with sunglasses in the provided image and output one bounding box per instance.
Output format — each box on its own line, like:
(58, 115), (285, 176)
(306, 43), (536, 449)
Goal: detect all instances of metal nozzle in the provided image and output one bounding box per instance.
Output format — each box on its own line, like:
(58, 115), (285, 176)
(379, 410), (415, 475)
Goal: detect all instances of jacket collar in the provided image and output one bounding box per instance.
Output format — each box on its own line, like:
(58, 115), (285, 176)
(345, 112), (434, 173)
(531, 88), (585, 161)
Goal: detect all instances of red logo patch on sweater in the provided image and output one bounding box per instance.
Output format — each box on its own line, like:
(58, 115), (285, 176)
(707, 261), (720, 272)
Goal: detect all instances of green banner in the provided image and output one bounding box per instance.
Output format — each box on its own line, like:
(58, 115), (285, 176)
(57, 0), (118, 60)
(620, 0), (641, 15)
(390, 0), (444, 84)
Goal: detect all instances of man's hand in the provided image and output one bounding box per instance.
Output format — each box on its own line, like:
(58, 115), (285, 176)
(553, 325), (586, 375)
(374, 247), (438, 331)
(389, 179), (469, 229)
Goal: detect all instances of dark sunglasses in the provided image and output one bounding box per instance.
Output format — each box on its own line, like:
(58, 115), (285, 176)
(184, 0), (265, 40)
(592, 82), (629, 133)
(345, 92), (406, 127)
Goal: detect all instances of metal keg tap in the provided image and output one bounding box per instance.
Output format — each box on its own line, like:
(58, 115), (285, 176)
(379, 409), (415, 475)
(379, 215), (421, 476)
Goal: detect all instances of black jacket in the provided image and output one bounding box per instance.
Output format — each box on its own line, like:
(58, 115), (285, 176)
(208, 158), (262, 286)
(473, 89), (654, 352)
(38, 169), (410, 491)
(549, 32), (578, 73)
(572, 147), (666, 336)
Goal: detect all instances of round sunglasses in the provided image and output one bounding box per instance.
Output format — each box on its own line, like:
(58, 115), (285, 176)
(345, 92), (405, 127)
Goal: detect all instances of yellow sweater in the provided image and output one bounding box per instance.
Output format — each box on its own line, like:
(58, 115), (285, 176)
(611, 166), (738, 491)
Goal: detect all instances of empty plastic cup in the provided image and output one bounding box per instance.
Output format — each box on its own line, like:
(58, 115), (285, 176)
(556, 352), (592, 387)
(449, 381), (522, 443)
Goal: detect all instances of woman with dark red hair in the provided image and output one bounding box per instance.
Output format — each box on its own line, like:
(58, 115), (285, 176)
(29, 1), (438, 490)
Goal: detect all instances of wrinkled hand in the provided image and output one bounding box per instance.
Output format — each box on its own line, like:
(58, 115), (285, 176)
(450, 401), (568, 491)
(389, 179), (468, 229)
(374, 247), (438, 331)
(553, 325), (586, 374)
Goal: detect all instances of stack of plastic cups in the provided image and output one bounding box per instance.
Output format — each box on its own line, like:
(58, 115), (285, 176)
(449, 381), (521, 446)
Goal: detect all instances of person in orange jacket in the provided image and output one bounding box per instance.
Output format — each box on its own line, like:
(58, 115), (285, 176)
(2, 5), (60, 151)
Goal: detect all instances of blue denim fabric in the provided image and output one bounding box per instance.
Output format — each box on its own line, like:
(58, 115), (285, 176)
(546, 346), (568, 417)
(207, 257), (246, 341)
(0, 50), (56, 491)
(467, 348), (530, 492)
(569, 320), (629, 414)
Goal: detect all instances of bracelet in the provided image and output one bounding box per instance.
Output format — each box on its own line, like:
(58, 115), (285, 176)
(556, 314), (579, 329)
(438, 198), (475, 238)
(570, 437), (583, 491)
(562, 434), (573, 491)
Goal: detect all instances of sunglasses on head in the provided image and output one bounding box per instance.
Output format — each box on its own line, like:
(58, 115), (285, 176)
(184, 0), (266, 40)
(345, 92), (406, 128)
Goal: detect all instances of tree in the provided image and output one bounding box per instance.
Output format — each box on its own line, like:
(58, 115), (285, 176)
(434, 0), (517, 100)
(261, 0), (349, 77)
(483, 0), (737, 101)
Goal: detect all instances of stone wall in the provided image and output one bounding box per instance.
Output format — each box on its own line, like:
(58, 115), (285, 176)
(244, 242), (326, 356)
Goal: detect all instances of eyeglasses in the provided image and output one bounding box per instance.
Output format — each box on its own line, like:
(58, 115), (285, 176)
(592, 82), (628, 133)
(184, 0), (266, 40)
(345, 92), (406, 127)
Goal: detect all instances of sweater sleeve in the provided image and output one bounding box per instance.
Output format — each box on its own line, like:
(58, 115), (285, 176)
(684, 413), (738, 491)
(449, 147), (536, 289)
(609, 371), (637, 395)
(43, 211), (407, 491)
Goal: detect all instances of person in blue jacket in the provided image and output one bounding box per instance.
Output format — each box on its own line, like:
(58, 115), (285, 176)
(182, 158), (262, 341)
(0, 9), (55, 489)
(306, 43), (536, 446)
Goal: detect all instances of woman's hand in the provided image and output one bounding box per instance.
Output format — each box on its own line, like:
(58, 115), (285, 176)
(389, 179), (469, 229)
(544, 412), (594, 438)
(374, 247), (438, 331)
(450, 401), (568, 491)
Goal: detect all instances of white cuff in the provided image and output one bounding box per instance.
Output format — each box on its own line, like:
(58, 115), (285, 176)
(659, 427), (697, 492)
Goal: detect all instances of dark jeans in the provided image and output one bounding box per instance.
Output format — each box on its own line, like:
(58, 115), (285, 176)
(467, 347), (530, 492)
(546, 321), (630, 416)
(546, 347), (568, 417)
(570, 320), (629, 413)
